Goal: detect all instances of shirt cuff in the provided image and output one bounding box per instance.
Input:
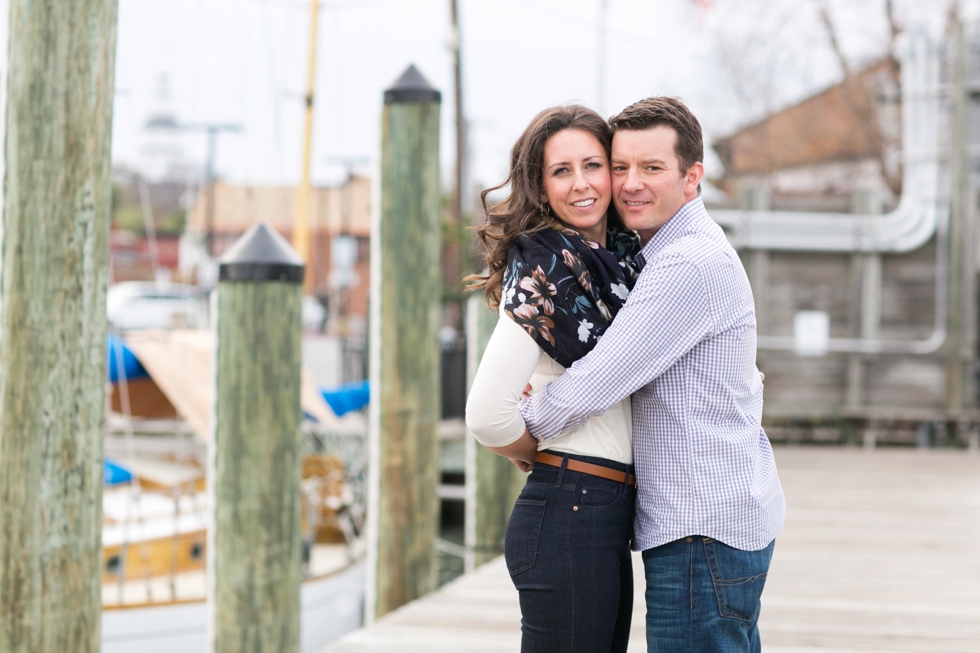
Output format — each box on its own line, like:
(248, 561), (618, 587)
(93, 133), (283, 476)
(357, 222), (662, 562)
(518, 391), (568, 443)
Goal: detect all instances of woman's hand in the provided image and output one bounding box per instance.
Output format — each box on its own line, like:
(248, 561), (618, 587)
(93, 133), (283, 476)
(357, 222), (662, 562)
(486, 428), (537, 471)
(508, 457), (534, 472)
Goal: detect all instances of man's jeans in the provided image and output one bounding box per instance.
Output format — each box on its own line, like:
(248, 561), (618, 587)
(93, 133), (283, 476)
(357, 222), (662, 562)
(642, 536), (775, 653)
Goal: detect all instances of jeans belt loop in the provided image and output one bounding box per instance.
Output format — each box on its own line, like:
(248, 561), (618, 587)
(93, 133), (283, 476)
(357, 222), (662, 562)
(555, 453), (569, 488)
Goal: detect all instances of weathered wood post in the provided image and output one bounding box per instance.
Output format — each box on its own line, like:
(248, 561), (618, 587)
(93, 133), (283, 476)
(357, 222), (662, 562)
(946, 19), (969, 415)
(366, 65), (441, 620)
(209, 224), (305, 652)
(464, 295), (528, 571)
(0, 2), (117, 651)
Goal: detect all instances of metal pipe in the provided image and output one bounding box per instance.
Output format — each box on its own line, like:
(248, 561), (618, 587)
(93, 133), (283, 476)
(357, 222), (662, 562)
(757, 200), (949, 355)
(713, 32), (943, 254)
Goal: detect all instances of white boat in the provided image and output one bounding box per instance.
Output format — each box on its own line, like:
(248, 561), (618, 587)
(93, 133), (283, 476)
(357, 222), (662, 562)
(103, 328), (368, 651)
(101, 559), (366, 653)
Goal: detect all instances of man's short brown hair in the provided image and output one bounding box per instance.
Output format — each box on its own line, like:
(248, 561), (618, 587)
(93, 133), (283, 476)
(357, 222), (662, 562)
(609, 97), (703, 173)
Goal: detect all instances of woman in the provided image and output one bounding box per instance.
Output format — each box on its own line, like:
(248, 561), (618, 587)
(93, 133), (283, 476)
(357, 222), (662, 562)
(465, 105), (641, 653)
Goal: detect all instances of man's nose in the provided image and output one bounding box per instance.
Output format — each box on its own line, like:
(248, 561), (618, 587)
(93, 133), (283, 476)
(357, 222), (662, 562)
(622, 168), (643, 193)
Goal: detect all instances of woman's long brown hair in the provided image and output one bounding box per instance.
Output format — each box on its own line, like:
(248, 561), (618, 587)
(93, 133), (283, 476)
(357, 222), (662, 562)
(466, 105), (620, 310)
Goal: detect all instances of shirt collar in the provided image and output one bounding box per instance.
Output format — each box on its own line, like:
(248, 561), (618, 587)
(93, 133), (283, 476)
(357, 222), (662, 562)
(639, 196), (708, 260)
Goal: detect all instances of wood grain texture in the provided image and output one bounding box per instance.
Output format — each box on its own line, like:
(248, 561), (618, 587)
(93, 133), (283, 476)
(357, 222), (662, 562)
(0, 1), (117, 651)
(212, 282), (303, 652)
(464, 295), (527, 568)
(321, 447), (980, 653)
(373, 97), (442, 618)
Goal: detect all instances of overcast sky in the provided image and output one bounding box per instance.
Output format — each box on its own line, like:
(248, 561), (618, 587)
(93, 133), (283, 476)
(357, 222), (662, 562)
(111, 0), (977, 198)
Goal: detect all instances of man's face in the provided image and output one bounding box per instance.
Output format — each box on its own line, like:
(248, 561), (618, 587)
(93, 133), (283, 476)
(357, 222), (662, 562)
(611, 126), (704, 244)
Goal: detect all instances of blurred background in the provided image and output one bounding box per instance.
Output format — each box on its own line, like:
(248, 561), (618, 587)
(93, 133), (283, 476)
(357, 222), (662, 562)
(102, 1), (980, 649)
(109, 0), (980, 440)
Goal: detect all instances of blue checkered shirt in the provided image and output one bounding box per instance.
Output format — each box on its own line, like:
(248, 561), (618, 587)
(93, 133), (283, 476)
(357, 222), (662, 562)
(519, 197), (785, 551)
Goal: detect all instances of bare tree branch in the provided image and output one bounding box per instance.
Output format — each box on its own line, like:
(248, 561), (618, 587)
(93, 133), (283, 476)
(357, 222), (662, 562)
(884, 0), (901, 86)
(816, 0), (851, 79)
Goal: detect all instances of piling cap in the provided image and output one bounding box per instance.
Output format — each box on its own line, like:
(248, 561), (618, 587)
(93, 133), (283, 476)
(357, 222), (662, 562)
(218, 222), (305, 283)
(384, 64), (441, 104)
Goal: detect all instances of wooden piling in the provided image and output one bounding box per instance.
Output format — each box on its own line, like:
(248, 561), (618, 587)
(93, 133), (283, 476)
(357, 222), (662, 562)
(0, 2), (117, 651)
(947, 20), (969, 414)
(209, 224), (305, 653)
(366, 65), (442, 620)
(464, 295), (527, 571)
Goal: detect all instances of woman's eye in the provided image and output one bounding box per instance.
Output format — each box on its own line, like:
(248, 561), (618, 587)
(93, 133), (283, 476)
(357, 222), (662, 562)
(586, 161), (603, 169)
(552, 167), (569, 175)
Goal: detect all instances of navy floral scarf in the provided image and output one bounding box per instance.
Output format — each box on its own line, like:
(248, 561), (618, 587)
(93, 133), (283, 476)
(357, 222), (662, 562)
(501, 224), (642, 368)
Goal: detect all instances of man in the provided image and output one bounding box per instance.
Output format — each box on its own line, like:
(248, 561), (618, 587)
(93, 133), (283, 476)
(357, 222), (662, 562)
(517, 97), (785, 652)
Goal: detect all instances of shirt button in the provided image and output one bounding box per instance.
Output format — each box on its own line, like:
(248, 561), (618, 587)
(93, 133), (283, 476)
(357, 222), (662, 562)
(573, 506), (579, 511)
(686, 537), (692, 543)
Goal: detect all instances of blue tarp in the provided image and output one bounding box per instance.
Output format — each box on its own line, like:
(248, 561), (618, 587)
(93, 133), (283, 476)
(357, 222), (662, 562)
(321, 381), (370, 417)
(104, 458), (133, 486)
(106, 334), (149, 383)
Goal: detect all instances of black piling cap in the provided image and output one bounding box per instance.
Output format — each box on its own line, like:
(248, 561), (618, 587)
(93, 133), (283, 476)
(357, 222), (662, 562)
(218, 222), (305, 283)
(384, 64), (441, 104)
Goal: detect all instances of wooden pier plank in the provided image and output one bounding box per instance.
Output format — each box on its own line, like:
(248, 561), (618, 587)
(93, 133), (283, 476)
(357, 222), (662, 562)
(321, 448), (980, 652)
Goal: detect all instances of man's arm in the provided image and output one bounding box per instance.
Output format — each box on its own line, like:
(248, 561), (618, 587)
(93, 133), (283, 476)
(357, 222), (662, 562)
(520, 252), (714, 441)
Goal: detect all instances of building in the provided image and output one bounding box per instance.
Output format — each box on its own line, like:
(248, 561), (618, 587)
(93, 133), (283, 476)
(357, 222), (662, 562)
(707, 44), (979, 447)
(185, 175), (372, 328)
(712, 60), (901, 211)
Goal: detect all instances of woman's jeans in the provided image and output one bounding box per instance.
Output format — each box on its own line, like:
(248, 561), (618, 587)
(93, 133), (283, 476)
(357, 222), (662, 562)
(504, 452), (636, 653)
(642, 536), (775, 653)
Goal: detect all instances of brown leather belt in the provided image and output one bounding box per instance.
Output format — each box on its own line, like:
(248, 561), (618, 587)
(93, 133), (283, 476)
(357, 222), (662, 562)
(534, 452), (637, 487)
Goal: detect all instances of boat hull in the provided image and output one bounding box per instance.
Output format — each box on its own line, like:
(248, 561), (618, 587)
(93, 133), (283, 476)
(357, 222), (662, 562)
(102, 560), (365, 653)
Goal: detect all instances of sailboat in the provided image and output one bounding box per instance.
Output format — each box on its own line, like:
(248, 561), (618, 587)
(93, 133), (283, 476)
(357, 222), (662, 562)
(102, 330), (367, 652)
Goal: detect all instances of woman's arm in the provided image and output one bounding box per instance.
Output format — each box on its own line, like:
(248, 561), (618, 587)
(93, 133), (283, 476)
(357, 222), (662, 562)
(486, 430), (538, 468)
(465, 311), (544, 465)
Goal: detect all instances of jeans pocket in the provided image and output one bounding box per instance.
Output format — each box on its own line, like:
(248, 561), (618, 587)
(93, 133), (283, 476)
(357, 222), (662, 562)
(703, 538), (774, 622)
(504, 499), (547, 577)
(576, 479), (621, 509)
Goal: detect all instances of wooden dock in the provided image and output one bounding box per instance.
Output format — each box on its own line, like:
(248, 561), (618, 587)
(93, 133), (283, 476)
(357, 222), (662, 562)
(320, 447), (980, 652)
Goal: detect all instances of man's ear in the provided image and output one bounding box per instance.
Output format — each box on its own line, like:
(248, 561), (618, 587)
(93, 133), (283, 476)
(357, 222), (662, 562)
(684, 162), (705, 197)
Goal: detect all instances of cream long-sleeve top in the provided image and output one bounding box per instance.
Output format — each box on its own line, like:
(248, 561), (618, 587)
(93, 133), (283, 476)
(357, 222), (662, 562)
(466, 307), (633, 464)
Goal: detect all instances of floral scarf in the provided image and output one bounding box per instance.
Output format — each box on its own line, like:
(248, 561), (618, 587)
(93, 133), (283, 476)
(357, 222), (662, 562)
(501, 224), (642, 368)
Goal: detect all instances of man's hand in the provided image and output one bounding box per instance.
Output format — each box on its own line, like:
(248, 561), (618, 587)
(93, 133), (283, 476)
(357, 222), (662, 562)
(759, 370), (765, 387)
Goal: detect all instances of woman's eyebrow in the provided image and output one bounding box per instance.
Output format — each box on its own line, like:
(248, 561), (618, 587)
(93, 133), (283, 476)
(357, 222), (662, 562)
(550, 154), (604, 166)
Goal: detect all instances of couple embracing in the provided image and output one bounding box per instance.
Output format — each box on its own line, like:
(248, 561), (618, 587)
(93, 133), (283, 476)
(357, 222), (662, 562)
(466, 97), (786, 653)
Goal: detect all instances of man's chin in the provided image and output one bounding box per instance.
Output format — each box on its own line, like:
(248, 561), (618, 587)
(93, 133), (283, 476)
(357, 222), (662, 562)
(623, 215), (654, 232)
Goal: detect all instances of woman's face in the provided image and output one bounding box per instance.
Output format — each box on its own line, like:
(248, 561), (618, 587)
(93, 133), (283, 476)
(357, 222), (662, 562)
(541, 128), (611, 243)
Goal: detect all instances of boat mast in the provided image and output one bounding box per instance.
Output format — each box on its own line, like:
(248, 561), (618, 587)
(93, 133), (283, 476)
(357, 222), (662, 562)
(293, 0), (321, 295)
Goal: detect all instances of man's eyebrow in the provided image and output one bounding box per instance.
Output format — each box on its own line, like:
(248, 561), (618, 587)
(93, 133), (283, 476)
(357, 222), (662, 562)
(611, 157), (668, 166)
